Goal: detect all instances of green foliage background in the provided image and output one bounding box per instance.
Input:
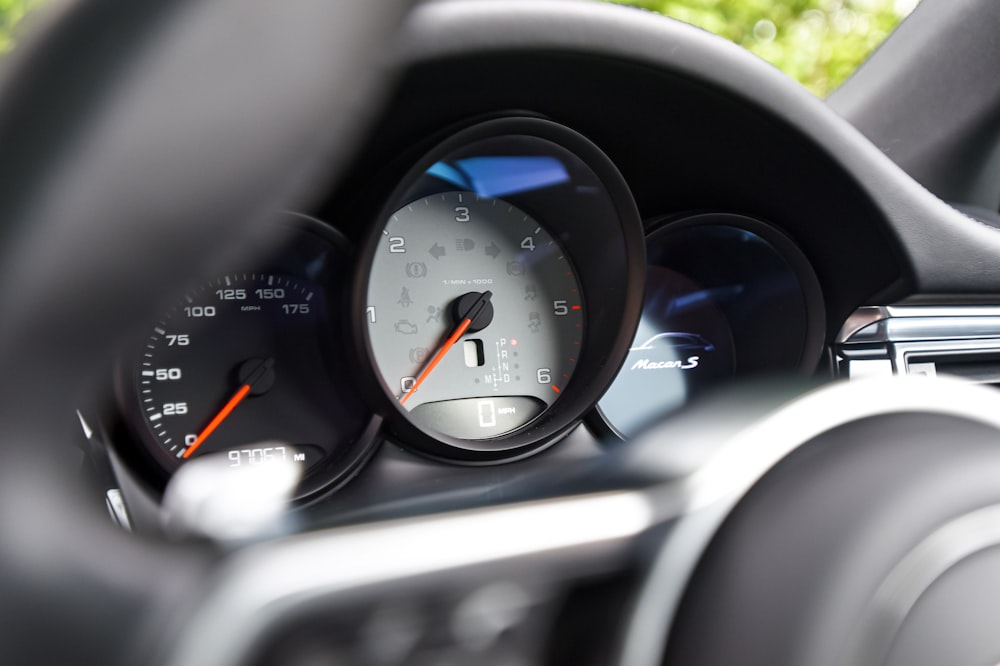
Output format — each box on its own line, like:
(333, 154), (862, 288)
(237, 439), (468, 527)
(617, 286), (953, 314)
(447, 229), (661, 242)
(0, 0), (915, 97)
(0, 0), (41, 53)
(607, 0), (916, 96)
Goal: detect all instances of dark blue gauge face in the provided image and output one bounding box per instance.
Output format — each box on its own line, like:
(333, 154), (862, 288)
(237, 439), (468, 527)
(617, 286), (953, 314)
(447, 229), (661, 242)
(599, 266), (736, 437)
(599, 220), (820, 439)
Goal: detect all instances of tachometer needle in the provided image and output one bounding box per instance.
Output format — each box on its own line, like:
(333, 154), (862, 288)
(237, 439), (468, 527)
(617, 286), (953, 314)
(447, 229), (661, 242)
(400, 290), (493, 405)
(183, 357), (274, 459)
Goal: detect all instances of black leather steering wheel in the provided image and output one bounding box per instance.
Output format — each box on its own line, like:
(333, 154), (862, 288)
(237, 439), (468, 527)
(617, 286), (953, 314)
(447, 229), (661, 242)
(0, 1), (410, 662)
(4, 2), (1000, 665)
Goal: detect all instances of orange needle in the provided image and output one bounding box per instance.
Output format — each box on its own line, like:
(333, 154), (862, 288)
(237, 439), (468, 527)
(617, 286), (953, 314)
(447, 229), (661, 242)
(182, 357), (274, 459)
(183, 384), (251, 459)
(400, 291), (493, 405)
(400, 318), (471, 406)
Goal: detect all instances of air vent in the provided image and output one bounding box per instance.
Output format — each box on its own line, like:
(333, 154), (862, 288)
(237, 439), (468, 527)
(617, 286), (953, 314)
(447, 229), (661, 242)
(907, 352), (1000, 387)
(836, 305), (1000, 384)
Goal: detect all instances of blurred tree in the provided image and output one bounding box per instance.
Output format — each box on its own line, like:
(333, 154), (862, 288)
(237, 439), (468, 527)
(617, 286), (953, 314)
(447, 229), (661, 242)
(0, 0), (42, 53)
(0, 0), (917, 95)
(607, 0), (918, 96)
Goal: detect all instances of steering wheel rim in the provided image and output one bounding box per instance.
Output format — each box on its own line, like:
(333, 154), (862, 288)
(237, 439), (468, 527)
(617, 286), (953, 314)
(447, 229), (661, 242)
(138, 377), (1000, 666)
(620, 377), (1000, 666)
(0, 1), (410, 662)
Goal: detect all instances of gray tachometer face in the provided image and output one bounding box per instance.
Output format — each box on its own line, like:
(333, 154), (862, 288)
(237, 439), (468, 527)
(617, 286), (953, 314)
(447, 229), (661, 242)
(366, 191), (583, 441)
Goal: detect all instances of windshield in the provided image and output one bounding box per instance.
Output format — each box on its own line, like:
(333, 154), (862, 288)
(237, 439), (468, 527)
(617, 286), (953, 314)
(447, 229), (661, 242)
(2, 1), (918, 97)
(607, 0), (919, 96)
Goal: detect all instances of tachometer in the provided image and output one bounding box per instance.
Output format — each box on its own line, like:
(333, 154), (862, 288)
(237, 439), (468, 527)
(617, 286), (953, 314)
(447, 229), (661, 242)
(355, 117), (646, 462)
(366, 191), (584, 440)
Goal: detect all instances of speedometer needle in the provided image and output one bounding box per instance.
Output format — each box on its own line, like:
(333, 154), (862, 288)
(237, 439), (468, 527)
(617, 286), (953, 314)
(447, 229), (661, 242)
(400, 291), (493, 405)
(183, 357), (274, 459)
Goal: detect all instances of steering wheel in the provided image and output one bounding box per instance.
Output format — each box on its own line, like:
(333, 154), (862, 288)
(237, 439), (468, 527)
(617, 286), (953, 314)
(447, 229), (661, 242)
(4, 2), (1000, 665)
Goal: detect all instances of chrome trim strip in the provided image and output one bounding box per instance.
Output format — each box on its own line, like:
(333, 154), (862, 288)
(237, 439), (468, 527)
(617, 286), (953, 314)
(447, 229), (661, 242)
(618, 377), (1000, 666)
(885, 305), (1000, 319)
(165, 490), (661, 666)
(105, 489), (132, 531)
(838, 305), (1000, 345)
(885, 316), (1000, 342)
(836, 305), (889, 343)
(76, 409), (94, 440)
(843, 504), (1000, 666)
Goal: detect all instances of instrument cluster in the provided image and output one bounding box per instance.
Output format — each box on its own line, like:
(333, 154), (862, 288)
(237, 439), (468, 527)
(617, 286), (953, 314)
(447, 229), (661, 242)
(110, 116), (825, 504)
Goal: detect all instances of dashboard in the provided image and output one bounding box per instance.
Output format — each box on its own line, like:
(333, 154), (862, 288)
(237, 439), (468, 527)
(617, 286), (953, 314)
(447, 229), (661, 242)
(99, 5), (905, 526)
(11, 1), (1000, 665)
(108, 110), (829, 511)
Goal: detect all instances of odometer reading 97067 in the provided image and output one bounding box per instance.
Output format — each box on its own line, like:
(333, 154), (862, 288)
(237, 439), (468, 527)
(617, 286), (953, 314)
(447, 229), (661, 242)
(365, 191), (584, 441)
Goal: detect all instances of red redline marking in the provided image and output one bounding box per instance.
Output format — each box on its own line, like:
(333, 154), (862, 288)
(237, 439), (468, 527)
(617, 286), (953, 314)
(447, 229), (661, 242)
(571, 305), (581, 310)
(552, 385), (561, 393)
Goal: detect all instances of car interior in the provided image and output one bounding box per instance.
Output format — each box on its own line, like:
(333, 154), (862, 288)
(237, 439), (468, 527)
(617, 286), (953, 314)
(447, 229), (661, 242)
(3, 0), (1000, 664)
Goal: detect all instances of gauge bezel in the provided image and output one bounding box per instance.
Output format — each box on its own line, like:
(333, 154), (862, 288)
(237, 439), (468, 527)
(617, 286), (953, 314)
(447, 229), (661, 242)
(592, 211), (826, 441)
(112, 213), (381, 503)
(354, 117), (644, 463)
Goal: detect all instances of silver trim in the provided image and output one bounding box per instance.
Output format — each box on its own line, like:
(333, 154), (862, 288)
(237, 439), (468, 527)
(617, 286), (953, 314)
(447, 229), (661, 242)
(105, 489), (132, 531)
(843, 503), (1000, 666)
(618, 377), (1000, 666)
(76, 409), (94, 440)
(838, 305), (1000, 345)
(838, 305), (1000, 382)
(885, 305), (1000, 319)
(884, 316), (1000, 342)
(836, 306), (889, 343)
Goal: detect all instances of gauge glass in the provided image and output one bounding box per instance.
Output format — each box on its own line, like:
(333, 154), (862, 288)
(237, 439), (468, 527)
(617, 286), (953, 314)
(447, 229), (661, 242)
(598, 267), (735, 437)
(132, 262), (370, 498)
(597, 217), (823, 439)
(365, 191), (584, 441)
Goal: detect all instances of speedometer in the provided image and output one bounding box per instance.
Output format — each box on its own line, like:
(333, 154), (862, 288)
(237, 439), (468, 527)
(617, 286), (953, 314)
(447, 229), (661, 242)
(141, 273), (330, 463)
(118, 216), (377, 501)
(366, 191), (584, 440)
